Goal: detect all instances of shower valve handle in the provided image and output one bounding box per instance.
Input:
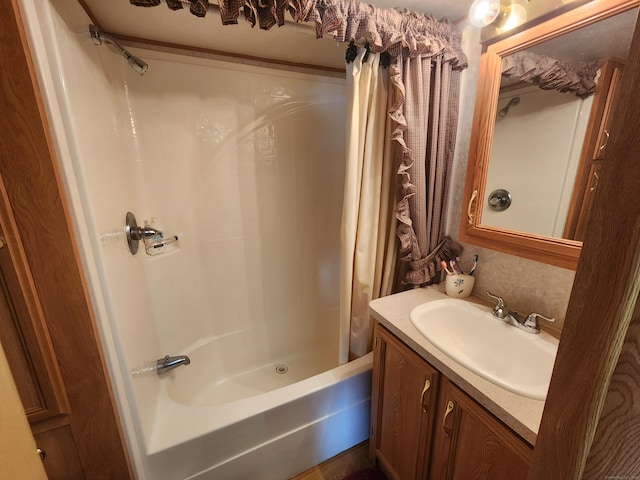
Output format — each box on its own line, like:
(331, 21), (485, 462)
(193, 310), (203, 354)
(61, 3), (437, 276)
(125, 211), (164, 255)
(129, 225), (163, 240)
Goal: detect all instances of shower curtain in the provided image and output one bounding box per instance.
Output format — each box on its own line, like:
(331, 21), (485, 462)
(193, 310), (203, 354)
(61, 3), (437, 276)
(340, 47), (396, 362)
(393, 53), (463, 286)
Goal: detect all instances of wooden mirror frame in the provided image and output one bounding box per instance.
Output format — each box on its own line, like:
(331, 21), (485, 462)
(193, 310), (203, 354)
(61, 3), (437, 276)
(459, 0), (639, 270)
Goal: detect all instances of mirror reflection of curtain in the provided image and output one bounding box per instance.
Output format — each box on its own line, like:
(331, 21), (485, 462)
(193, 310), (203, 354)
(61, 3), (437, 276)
(340, 47), (396, 361)
(501, 50), (599, 98)
(393, 53), (463, 286)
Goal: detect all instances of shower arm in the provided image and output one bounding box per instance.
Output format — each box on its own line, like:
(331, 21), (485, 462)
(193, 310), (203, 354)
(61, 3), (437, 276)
(90, 25), (129, 59)
(89, 25), (148, 75)
(498, 96), (520, 118)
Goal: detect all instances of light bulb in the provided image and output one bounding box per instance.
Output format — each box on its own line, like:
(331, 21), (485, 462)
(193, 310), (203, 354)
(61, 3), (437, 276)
(500, 4), (528, 32)
(469, 0), (501, 28)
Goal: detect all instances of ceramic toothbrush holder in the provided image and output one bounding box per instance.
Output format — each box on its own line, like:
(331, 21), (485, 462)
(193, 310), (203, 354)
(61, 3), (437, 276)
(445, 274), (475, 298)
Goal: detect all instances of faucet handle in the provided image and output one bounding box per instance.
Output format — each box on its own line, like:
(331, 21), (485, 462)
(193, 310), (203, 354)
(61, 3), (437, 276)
(486, 292), (507, 318)
(486, 291), (504, 306)
(523, 313), (556, 330)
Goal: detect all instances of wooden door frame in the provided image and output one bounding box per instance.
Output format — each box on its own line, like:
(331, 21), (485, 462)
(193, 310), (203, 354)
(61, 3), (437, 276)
(1, 0), (133, 477)
(530, 6), (640, 479)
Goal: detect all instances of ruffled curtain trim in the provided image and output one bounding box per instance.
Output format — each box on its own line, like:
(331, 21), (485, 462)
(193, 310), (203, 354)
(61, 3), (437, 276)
(404, 236), (462, 286)
(296, 0), (466, 67)
(502, 50), (599, 98)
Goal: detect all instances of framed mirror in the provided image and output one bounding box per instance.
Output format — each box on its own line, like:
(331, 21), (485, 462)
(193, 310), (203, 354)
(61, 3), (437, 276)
(460, 0), (638, 269)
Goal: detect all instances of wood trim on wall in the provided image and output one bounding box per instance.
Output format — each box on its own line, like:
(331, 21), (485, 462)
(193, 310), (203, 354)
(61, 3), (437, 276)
(530, 6), (640, 478)
(1, 0), (133, 478)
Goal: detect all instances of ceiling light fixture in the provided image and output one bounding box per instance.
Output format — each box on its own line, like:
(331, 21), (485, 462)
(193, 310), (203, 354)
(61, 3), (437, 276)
(500, 3), (528, 32)
(469, 0), (529, 30)
(469, 0), (503, 27)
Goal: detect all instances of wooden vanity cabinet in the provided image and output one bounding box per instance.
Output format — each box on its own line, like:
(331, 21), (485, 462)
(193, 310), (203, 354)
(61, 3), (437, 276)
(371, 323), (440, 480)
(371, 323), (533, 479)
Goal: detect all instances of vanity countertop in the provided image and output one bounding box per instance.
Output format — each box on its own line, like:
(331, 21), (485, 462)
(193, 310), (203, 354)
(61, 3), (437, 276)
(369, 286), (547, 446)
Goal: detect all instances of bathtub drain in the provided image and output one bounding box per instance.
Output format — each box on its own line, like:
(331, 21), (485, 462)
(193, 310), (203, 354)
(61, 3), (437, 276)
(275, 364), (288, 374)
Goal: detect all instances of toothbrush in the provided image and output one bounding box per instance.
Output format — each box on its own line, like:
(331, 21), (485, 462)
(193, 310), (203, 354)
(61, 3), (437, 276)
(441, 260), (454, 275)
(469, 254), (479, 275)
(450, 259), (462, 275)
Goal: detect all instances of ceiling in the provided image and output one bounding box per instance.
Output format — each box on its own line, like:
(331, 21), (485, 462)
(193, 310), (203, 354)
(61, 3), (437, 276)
(80, 0), (473, 70)
(528, 7), (637, 64)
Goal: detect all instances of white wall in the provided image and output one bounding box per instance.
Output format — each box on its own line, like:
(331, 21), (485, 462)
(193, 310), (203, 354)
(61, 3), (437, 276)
(483, 85), (592, 237)
(121, 50), (346, 361)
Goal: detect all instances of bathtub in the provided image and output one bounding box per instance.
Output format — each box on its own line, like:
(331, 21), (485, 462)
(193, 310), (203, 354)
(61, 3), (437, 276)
(140, 346), (372, 480)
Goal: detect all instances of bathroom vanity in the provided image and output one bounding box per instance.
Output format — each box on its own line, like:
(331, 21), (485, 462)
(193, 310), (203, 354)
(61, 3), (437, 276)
(369, 288), (552, 479)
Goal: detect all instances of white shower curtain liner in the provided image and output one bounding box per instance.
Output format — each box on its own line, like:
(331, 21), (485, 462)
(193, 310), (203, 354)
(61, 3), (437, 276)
(339, 47), (396, 362)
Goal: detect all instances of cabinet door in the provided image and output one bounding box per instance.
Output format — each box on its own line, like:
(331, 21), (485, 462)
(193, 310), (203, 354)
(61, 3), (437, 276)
(592, 63), (623, 161)
(371, 323), (440, 480)
(430, 379), (532, 480)
(572, 162), (603, 242)
(564, 59), (624, 239)
(0, 195), (69, 424)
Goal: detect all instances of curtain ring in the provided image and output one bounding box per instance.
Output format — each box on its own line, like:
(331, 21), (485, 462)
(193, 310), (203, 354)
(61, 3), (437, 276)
(345, 41), (358, 64)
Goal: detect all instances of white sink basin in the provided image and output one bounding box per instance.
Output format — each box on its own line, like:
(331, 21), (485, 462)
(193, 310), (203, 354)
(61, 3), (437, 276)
(410, 299), (558, 400)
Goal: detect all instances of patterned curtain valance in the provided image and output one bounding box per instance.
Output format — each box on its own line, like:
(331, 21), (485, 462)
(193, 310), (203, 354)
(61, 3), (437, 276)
(129, 0), (467, 67)
(501, 50), (600, 98)
(296, 0), (466, 68)
(129, 0), (299, 27)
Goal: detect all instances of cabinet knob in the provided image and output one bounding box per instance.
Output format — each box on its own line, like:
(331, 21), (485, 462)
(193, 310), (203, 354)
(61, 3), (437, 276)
(37, 448), (46, 461)
(599, 129), (610, 153)
(589, 171), (600, 192)
(421, 379), (432, 413)
(443, 400), (455, 437)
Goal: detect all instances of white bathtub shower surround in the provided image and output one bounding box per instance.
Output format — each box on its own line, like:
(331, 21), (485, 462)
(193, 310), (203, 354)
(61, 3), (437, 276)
(21, 1), (371, 478)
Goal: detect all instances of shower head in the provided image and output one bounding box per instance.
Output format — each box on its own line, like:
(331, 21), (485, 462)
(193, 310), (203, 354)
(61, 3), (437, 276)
(497, 96), (520, 118)
(89, 25), (148, 75)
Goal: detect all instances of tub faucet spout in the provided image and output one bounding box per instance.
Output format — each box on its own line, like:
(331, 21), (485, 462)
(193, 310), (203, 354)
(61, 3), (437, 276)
(156, 355), (191, 375)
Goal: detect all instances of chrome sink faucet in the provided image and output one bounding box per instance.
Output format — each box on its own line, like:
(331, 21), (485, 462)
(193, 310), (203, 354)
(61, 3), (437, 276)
(156, 354), (191, 375)
(486, 292), (555, 334)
